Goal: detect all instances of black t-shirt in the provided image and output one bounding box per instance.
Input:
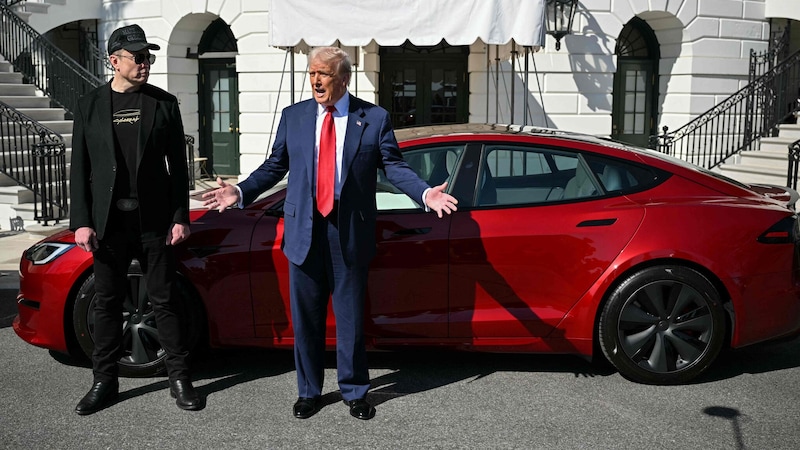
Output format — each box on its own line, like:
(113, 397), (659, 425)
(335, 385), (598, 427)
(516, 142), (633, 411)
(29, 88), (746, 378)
(111, 90), (141, 199)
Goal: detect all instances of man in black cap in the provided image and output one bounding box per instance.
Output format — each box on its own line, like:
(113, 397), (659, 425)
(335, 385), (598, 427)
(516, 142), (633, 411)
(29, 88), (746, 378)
(70, 24), (202, 414)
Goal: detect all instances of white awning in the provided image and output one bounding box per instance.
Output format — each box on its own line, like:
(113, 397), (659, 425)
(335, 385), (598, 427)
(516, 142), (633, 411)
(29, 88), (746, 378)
(269, 0), (546, 48)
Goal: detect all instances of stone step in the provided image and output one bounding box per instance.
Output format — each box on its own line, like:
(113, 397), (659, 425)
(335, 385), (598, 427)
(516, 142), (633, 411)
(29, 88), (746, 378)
(778, 124), (800, 140)
(13, 107), (65, 121)
(0, 95), (51, 108)
(0, 72), (25, 84)
(0, 135), (75, 151)
(0, 185), (35, 205)
(759, 136), (797, 154)
(9, 201), (68, 224)
(38, 120), (73, 134)
(0, 84), (38, 96)
(717, 164), (789, 187)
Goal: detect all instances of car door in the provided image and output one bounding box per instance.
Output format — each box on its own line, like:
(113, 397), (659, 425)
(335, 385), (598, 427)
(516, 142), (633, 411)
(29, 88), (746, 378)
(367, 144), (465, 338)
(448, 144), (646, 339)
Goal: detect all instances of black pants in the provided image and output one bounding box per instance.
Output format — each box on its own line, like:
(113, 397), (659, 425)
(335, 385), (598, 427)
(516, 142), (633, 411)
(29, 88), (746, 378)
(90, 209), (190, 382)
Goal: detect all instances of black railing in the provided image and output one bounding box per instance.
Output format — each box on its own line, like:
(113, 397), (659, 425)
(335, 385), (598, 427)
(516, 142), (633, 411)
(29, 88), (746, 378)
(0, 1), (25, 7)
(749, 29), (789, 82)
(0, 3), (198, 224)
(80, 28), (113, 81)
(650, 48), (800, 170)
(788, 138), (800, 191)
(185, 135), (198, 190)
(0, 3), (104, 117)
(0, 101), (67, 224)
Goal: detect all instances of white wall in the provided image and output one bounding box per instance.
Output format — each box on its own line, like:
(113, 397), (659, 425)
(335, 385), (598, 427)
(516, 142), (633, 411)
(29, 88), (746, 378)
(55, 0), (768, 177)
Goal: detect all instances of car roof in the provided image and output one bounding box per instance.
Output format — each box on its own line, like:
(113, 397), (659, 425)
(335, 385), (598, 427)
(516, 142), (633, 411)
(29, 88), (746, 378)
(392, 123), (778, 201)
(394, 123), (624, 148)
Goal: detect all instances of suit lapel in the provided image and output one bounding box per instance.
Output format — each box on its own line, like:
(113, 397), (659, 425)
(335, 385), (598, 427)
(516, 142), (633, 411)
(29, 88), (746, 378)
(302, 100), (319, 188)
(97, 83), (115, 154)
(341, 95), (366, 185)
(138, 86), (156, 168)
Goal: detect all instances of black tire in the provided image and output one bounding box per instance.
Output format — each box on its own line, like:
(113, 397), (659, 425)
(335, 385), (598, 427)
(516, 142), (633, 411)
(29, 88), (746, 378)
(598, 265), (726, 384)
(71, 261), (204, 377)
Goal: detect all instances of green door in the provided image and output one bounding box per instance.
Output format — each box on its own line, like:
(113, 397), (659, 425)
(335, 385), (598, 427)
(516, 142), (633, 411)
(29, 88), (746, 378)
(201, 60), (239, 176)
(612, 60), (656, 147)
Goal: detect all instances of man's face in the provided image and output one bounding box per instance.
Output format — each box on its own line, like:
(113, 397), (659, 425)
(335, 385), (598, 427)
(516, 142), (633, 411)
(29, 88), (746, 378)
(110, 50), (152, 86)
(309, 57), (348, 107)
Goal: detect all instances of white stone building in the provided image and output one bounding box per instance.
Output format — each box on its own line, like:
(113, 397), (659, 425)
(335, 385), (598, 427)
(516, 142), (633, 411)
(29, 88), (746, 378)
(5, 0), (800, 181)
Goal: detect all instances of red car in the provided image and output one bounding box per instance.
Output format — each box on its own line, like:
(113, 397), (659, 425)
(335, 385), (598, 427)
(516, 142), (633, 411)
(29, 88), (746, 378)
(14, 124), (800, 384)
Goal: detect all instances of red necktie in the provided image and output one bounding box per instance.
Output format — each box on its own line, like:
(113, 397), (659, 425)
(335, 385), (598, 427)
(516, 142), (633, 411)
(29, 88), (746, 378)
(317, 106), (336, 216)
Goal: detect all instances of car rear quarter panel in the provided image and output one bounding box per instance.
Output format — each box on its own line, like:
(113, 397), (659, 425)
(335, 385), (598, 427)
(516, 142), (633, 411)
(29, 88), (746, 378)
(558, 175), (800, 348)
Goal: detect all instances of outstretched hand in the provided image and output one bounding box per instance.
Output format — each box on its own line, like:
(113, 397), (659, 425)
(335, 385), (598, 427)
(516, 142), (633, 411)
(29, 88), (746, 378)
(425, 181), (458, 218)
(202, 177), (240, 213)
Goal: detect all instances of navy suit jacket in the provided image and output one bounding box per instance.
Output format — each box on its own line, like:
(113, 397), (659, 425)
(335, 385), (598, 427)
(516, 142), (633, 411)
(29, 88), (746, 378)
(238, 95), (429, 267)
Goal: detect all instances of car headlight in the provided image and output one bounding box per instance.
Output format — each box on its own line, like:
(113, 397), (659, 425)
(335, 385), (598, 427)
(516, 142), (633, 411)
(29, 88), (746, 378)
(24, 242), (75, 265)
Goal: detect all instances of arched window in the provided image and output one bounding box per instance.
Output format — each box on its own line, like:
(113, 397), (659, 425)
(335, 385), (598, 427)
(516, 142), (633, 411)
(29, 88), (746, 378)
(611, 18), (660, 147)
(199, 18), (238, 54)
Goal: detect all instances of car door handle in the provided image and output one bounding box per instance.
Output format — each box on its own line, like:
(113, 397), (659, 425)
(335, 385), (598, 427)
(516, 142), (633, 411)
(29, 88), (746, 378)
(393, 227), (432, 236)
(577, 218), (617, 227)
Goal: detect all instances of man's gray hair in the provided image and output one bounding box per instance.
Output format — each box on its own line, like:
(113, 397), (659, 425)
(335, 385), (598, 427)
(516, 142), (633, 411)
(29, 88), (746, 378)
(309, 46), (352, 82)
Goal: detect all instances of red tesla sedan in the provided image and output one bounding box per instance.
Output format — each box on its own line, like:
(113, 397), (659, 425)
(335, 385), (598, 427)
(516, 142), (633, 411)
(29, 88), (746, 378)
(14, 124), (800, 385)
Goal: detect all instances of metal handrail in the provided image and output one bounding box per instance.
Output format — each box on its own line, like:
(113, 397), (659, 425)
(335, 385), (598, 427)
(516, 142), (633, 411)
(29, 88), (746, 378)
(650, 48), (800, 170)
(749, 29), (790, 83)
(0, 3), (104, 116)
(0, 100), (67, 224)
(0, 1), (25, 7)
(0, 3), (197, 224)
(787, 138), (800, 191)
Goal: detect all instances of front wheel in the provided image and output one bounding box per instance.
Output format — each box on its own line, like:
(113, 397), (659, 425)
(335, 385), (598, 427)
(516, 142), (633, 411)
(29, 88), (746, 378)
(598, 266), (726, 384)
(72, 261), (203, 377)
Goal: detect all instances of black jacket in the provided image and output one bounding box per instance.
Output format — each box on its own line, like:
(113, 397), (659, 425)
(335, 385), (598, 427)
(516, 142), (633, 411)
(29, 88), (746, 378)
(69, 82), (189, 239)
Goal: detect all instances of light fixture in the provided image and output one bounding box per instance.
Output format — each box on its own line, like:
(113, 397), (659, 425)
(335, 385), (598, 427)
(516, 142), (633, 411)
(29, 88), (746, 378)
(545, 0), (578, 51)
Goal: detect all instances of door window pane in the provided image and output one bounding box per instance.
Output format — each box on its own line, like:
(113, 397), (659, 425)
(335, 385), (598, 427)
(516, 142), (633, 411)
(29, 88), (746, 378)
(391, 69), (417, 127)
(376, 145), (464, 211)
(480, 146), (593, 206)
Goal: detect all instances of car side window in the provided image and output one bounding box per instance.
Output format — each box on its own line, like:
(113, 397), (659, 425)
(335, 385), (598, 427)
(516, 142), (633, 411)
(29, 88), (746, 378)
(376, 145), (465, 211)
(479, 145), (590, 206)
(478, 146), (656, 207)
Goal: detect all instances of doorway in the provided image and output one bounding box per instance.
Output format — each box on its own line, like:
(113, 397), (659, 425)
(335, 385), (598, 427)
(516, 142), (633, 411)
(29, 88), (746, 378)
(611, 18), (660, 147)
(379, 41), (469, 128)
(198, 18), (239, 176)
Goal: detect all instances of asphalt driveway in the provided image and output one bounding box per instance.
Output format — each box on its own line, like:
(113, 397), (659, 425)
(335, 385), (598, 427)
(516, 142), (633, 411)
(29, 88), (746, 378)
(2, 270), (800, 449)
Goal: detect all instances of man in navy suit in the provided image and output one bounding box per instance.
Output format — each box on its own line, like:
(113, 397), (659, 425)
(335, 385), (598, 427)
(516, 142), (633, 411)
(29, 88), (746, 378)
(203, 46), (457, 420)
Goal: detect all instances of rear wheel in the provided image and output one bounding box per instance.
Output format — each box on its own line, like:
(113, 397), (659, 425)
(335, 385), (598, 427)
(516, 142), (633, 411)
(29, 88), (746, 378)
(598, 265), (726, 384)
(72, 261), (203, 377)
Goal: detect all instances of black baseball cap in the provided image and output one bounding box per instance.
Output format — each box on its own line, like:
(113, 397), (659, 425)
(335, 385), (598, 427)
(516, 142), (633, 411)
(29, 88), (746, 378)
(107, 24), (161, 55)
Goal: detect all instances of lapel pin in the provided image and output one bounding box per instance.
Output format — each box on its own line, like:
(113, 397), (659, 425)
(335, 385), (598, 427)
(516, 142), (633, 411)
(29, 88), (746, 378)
(356, 120), (362, 127)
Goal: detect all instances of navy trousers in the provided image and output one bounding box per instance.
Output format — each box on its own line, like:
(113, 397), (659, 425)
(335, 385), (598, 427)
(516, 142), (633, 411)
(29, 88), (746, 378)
(289, 210), (370, 401)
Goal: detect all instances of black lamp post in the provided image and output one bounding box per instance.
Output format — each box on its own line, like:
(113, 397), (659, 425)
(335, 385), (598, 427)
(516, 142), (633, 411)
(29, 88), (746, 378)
(545, 0), (578, 51)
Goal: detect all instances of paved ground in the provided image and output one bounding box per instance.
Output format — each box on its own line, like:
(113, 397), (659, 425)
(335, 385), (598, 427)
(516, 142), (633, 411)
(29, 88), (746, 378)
(2, 179), (800, 448)
(2, 307), (800, 448)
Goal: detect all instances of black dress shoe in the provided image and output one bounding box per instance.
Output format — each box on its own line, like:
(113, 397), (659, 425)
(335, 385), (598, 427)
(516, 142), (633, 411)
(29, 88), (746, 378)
(345, 398), (376, 420)
(293, 397), (319, 419)
(169, 379), (204, 411)
(75, 380), (119, 415)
